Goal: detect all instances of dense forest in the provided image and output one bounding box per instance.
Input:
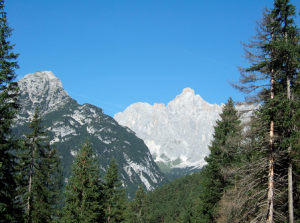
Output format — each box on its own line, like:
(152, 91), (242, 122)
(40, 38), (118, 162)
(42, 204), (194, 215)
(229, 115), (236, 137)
(1, 0), (300, 222)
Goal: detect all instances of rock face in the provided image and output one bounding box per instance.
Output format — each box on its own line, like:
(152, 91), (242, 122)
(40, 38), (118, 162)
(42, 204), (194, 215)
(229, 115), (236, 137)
(17, 71), (71, 118)
(114, 88), (224, 175)
(13, 71), (167, 198)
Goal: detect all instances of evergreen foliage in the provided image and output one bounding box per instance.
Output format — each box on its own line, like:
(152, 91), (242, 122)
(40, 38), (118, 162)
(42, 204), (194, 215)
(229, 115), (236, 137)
(0, 0), (21, 221)
(61, 139), (104, 222)
(44, 145), (64, 220)
(195, 98), (241, 223)
(103, 159), (127, 223)
(17, 108), (63, 222)
(228, 0), (300, 221)
(146, 171), (203, 222)
(2, 0), (300, 222)
(126, 184), (149, 222)
(11, 99), (168, 199)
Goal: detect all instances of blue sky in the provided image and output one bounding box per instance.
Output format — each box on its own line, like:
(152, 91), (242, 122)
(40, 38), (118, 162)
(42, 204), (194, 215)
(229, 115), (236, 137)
(6, 0), (300, 117)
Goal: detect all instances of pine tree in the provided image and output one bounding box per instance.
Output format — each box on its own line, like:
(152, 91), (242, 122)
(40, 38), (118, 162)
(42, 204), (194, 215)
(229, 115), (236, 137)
(103, 159), (127, 223)
(230, 0), (300, 221)
(17, 108), (63, 222)
(43, 145), (64, 220)
(0, 0), (21, 221)
(62, 139), (104, 222)
(195, 98), (241, 223)
(126, 184), (149, 223)
(268, 1), (300, 221)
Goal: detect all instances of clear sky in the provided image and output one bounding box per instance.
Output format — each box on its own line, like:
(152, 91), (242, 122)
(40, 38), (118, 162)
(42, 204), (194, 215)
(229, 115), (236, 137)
(6, 0), (300, 117)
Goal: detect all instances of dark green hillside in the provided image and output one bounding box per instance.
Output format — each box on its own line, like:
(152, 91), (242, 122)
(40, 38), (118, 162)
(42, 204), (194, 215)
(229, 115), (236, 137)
(12, 101), (168, 199)
(146, 171), (203, 222)
(164, 166), (202, 181)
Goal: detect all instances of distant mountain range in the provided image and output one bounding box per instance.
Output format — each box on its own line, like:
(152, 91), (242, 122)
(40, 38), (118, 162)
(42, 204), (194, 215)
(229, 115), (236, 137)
(114, 88), (256, 180)
(12, 71), (168, 198)
(114, 88), (224, 179)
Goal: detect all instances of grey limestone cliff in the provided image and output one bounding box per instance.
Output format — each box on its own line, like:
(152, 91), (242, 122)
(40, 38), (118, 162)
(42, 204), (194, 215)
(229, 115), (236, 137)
(17, 71), (71, 119)
(114, 88), (224, 174)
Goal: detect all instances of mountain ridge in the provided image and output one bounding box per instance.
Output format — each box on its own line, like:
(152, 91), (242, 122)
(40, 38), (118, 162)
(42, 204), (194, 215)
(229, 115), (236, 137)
(13, 71), (168, 198)
(114, 88), (224, 176)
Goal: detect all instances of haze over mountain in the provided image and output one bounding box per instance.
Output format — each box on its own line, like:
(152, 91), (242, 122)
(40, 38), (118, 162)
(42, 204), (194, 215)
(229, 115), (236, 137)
(114, 88), (224, 178)
(13, 71), (168, 198)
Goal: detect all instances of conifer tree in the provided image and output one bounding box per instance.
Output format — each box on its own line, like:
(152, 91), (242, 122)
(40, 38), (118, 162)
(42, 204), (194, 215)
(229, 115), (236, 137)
(62, 139), (104, 222)
(0, 0), (21, 221)
(126, 184), (149, 223)
(17, 108), (63, 222)
(103, 159), (127, 223)
(43, 145), (64, 220)
(230, 0), (300, 221)
(196, 98), (241, 223)
(268, 1), (300, 221)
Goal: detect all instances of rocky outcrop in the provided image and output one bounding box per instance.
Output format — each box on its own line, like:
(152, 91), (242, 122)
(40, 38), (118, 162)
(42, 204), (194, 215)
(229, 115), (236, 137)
(17, 71), (72, 117)
(14, 71), (167, 198)
(114, 88), (224, 174)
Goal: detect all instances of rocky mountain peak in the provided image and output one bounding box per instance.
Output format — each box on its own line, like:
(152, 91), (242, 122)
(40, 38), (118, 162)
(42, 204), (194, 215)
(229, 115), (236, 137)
(170, 87), (203, 104)
(17, 71), (75, 123)
(181, 87), (195, 95)
(114, 88), (223, 174)
(20, 71), (66, 94)
(170, 87), (197, 103)
(14, 71), (167, 198)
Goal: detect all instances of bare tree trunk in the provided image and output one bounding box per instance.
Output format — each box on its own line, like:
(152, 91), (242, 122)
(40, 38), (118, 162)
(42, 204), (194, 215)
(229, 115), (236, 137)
(287, 75), (294, 223)
(267, 73), (275, 223)
(286, 29), (294, 223)
(27, 144), (35, 223)
(27, 165), (32, 222)
(288, 155), (294, 223)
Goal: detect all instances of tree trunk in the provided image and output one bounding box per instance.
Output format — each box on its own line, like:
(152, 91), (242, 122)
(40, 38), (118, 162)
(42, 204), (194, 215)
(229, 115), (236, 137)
(107, 203), (111, 223)
(267, 73), (275, 223)
(286, 28), (294, 223)
(288, 158), (294, 223)
(287, 75), (294, 223)
(27, 144), (35, 223)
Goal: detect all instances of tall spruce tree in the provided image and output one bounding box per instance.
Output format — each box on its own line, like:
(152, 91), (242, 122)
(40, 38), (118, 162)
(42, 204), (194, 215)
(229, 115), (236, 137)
(0, 0), (21, 221)
(62, 139), (104, 222)
(43, 145), (63, 220)
(103, 159), (127, 223)
(17, 108), (63, 222)
(230, 0), (300, 221)
(268, 1), (300, 221)
(126, 184), (149, 223)
(195, 98), (241, 223)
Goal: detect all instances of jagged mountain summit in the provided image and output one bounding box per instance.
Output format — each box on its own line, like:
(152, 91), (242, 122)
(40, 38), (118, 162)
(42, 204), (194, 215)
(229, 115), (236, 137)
(114, 88), (224, 178)
(17, 71), (70, 118)
(13, 71), (167, 198)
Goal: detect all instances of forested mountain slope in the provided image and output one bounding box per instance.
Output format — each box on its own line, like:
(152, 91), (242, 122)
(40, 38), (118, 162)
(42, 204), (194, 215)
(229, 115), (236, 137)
(12, 71), (168, 198)
(145, 171), (203, 222)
